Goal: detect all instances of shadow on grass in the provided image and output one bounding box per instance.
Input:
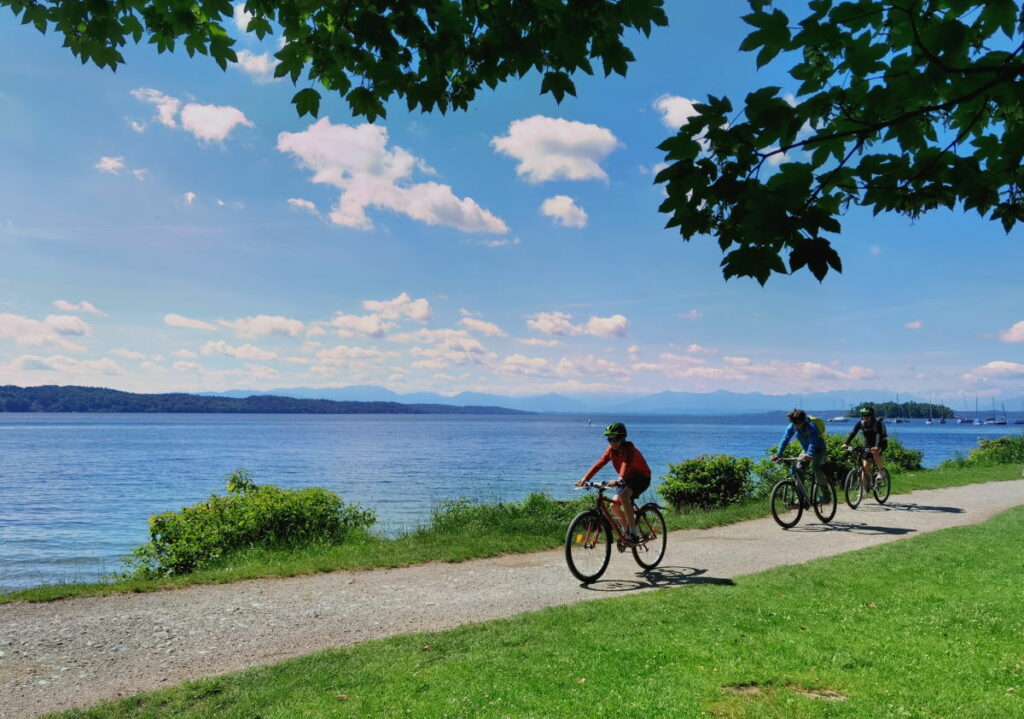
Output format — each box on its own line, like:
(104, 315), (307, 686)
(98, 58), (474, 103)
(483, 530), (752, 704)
(581, 566), (735, 592)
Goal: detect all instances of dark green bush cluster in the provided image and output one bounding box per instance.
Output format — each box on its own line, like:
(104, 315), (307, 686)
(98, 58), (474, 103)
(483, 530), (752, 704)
(423, 492), (586, 538)
(658, 454), (755, 511)
(940, 434), (1024, 468)
(125, 470), (376, 578)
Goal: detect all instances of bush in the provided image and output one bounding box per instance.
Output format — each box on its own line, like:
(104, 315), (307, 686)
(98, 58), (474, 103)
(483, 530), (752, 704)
(658, 454), (755, 511)
(125, 469), (376, 578)
(939, 434), (1024, 469)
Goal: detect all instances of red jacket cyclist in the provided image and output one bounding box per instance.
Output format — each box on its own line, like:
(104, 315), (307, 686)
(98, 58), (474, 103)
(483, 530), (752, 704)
(576, 422), (652, 544)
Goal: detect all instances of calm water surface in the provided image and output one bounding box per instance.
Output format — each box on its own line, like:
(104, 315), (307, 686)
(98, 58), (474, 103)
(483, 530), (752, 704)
(1, 413), (1018, 590)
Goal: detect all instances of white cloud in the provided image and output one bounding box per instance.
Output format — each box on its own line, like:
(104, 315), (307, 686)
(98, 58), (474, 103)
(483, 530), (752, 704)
(499, 353), (553, 377)
(53, 300), (106, 316)
(95, 156), (125, 174)
(540, 195), (588, 228)
(173, 361), (201, 372)
(131, 88), (181, 128)
(164, 313), (217, 331)
(518, 337), (562, 347)
(653, 94), (700, 129)
(235, 50), (278, 84)
(687, 344), (715, 354)
(999, 321), (1024, 343)
(0, 313), (91, 351)
(459, 317), (507, 337)
(870, 245), (882, 255)
(218, 315), (304, 338)
(632, 354), (875, 386)
(184, 192), (197, 205)
(411, 337), (496, 370)
(904, 320), (922, 330)
(131, 88), (252, 143)
(555, 354), (629, 379)
(200, 341), (278, 360)
(108, 349), (146, 360)
(180, 103), (254, 143)
(232, 3), (253, 32)
(527, 311), (576, 336)
(491, 115), (620, 183)
(388, 328), (470, 344)
(313, 345), (399, 366)
(468, 236), (522, 248)
(277, 118), (508, 234)
(173, 348), (198, 358)
(679, 309), (702, 320)
(363, 292), (432, 323)
(963, 361), (1024, 381)
(526, 311), (628, 338)
(328, 313), (395, 338)
(287, 198), (320, 217)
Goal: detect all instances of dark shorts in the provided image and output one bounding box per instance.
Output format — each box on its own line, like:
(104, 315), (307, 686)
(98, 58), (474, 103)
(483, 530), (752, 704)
(861, 441), (887, 459)
(620, 472), (651, 498)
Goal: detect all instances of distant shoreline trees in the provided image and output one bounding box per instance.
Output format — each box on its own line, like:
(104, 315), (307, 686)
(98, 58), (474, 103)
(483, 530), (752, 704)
(0, 385), (528, 415)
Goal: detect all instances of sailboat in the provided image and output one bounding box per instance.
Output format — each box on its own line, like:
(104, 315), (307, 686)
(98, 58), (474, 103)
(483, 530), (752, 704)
(890, 393), (907, 423)
(829, 397), (849, 422)
(957, 397), (973, 423)
(973, 395), (983, 426)
(925, 396), (934, 425)
(984, 400), (1008, 425)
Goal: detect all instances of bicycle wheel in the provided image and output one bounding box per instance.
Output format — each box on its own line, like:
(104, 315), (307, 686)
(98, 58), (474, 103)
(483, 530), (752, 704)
(844, 468), (864, 509)
(565, 510), (611, 583)
(872, 468), (891, 504)
(631, 504), (667, 570)
(770, 480), (803, 529)
(811, 479), (837, 523)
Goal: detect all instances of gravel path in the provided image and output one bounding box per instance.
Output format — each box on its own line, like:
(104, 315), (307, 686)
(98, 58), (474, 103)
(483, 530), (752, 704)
(3, 479), (1024, 719)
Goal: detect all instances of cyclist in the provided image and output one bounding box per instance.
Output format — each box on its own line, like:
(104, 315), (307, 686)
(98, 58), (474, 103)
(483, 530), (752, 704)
(576, 422), (651, 544)
(842, 406), (888, 476)
(772, 409), (830, 502)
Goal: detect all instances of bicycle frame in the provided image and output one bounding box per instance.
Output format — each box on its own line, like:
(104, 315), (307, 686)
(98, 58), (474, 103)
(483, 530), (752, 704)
(584, 483), (640, 545)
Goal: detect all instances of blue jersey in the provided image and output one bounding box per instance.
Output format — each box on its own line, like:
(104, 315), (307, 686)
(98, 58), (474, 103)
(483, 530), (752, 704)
(778, 421), (825, 457)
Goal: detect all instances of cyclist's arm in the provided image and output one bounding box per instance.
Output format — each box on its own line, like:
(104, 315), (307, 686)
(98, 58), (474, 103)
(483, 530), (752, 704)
(844, 422), (860, 445)
(580, 450), (611, 484)
(775, 424), (795, 457)
(873, 420), (887, 447)
(805, 423), (822, 456)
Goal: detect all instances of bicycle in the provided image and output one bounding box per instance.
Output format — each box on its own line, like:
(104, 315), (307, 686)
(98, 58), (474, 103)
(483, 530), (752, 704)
(769, 457), (837, 529)
(564, 481), (667, 583)
(842, 447), (891, 508)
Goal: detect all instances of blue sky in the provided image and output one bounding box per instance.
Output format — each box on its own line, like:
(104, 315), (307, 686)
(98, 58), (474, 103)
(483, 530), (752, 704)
(0, 2), (1021, 402)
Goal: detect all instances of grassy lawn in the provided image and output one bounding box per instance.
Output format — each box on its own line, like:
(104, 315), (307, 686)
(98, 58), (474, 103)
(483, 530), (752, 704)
(4, 461), (1021, 604)
(49, 504), (1024, 718)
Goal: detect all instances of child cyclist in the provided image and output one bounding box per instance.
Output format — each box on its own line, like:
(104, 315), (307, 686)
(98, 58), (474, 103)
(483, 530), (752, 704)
(772, 409), (830, 502)
(575, 422), (652, 544)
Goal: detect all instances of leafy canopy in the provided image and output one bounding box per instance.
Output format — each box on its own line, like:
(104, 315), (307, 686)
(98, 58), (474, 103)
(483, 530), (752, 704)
(657, 0), (1024, 283)
(2, 0), (667, 120)
(5, 0), (1021, 282)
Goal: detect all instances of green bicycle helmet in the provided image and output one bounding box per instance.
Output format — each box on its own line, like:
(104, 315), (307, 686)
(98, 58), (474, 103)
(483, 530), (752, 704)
(859, 406), (875, 416)
(603, 422), (627, 438)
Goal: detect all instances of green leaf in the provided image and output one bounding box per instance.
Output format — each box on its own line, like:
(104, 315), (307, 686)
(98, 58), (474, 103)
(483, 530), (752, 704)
(539, 71), (576, 103)
(291, 88), (321, 118)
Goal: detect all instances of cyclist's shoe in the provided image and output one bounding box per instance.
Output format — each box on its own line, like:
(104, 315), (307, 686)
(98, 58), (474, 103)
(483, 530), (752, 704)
(625, 532), (641, 545)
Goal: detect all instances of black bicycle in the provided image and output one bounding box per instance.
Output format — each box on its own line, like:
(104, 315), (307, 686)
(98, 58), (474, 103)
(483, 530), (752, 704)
(843, 447), (891, 508)
(770, 457), (838, 529)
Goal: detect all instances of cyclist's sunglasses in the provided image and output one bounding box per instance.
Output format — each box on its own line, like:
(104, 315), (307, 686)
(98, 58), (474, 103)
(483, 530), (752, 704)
(606, 435), (624, 442)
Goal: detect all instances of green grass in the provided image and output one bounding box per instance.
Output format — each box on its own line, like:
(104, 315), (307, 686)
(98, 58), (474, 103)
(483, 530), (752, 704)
(4, 462), (1021, 604)
(48, 504), (1024, 718)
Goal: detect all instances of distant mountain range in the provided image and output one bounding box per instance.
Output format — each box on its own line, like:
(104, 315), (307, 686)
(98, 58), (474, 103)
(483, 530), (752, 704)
(0, 386), (529, 415)
(202, 385), (1022, 416)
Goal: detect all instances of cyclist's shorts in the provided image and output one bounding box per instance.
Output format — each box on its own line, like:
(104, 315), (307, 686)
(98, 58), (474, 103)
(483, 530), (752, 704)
(618, 472), (651, 498)
(861, 441), (887, 458)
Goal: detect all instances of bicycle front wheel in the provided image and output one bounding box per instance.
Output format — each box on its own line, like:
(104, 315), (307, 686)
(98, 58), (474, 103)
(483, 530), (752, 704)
(844, 468), (864, 509)
(873, 468), (891, 504)
(565, 510), (611, 583)
(631, 504), (667, 570)
(770, 480), (803, 529)
(812, 480), (837, 523)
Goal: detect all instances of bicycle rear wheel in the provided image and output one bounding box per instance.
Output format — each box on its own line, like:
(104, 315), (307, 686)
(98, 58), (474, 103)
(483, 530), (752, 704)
(844, 468), (864, 509)
(565, 510), (611, 583)
(770, 480), (802, 529)
(631, 504), (667, 570)
(811, 479), (837, 523)
(873, 468), (891, 504)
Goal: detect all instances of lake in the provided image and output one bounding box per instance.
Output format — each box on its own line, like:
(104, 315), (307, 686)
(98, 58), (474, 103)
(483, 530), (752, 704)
(1, 413), (1018, 591)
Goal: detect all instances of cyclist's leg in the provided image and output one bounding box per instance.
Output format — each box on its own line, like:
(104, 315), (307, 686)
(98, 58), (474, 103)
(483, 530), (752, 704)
(871, 444), (886, 470)
(811, 453), (829, 501)
(611, 487), (636, 537)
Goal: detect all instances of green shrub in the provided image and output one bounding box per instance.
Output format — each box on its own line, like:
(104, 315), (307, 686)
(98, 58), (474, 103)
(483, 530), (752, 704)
(939, 434), (1024, 469)
(125, 469), (376, 578)
(421, 492), (586, 537)
(658, 454), (755, 511)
